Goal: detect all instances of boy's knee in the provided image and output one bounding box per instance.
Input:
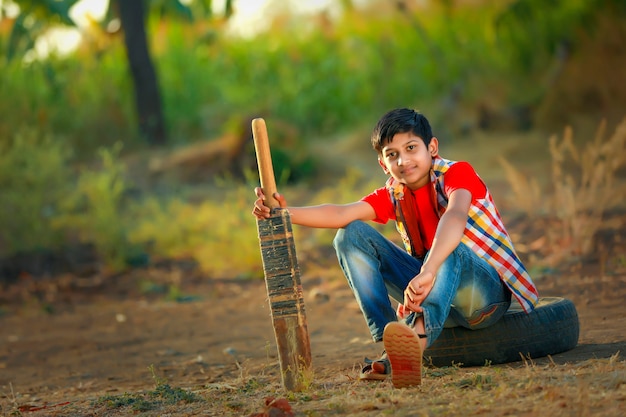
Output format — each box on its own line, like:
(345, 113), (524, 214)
(333, 220), (366, 249)
(333, 228), (345, 251)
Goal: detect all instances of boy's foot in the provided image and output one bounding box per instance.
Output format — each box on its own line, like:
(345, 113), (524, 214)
(383, 321), (422, 388)
(359, 352), (390, 381)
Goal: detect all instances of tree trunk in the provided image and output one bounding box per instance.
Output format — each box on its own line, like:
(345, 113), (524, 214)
(117, 0), (166, 146)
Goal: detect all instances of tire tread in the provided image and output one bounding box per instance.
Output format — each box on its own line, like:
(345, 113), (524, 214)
(423, 297), (579, 367)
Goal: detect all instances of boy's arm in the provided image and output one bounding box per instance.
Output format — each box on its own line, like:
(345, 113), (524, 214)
(289, 202), (376, 228)
(252, 187), (376, 228)
(403, 188), (472, 312)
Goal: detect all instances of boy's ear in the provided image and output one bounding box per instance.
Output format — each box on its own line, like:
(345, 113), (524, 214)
(429, 137), (439, 157)
(378, 157), (389, 174)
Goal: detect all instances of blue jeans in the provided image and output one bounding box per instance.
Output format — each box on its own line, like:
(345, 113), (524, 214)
(333, 221), (511, 347)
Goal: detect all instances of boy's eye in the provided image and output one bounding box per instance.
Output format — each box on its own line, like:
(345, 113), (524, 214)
(407, 145), (416, 151)
(386, 152), (397, 159)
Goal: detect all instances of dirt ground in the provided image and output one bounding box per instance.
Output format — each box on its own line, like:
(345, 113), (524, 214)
(0, 211), (625, 416)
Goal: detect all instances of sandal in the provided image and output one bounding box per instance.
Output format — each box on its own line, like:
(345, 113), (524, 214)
(358, 352), (390, 381)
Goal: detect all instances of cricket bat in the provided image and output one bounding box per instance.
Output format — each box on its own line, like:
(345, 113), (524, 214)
(252, 117), (312, 391)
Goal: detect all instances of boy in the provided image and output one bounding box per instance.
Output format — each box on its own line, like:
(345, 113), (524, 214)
(252, 108), (539, 388)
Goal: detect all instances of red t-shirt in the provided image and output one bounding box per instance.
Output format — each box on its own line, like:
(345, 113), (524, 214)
(361, 161), (486, 250)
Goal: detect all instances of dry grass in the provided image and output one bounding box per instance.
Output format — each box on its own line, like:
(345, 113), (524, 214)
(500, 117), (626, 266)
(6, 353), (622, 416)
(201, 354), (626, 417)
(548, 118), (626, 258)
(498, 156), (543, 217)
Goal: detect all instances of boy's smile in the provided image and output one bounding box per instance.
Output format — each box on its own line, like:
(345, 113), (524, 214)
(378, 132), (439, 190)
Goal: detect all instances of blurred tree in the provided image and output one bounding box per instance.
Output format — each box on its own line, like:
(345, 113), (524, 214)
(115, 0), (166, 146)
(3, 0), (76, 62)
(494, 0), (626, 72)
(111, 0), (229, 145)
(2, 0), (224, 146)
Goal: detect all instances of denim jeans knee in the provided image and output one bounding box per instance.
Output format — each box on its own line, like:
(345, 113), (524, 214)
(439, 244), (511, 331)
(334, 221), (422, 342)
(416, 243), (511, 346)
(334, 224), (511, 346)
(448, 290), (511, 330)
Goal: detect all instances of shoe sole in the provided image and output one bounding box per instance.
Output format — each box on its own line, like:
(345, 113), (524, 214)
(383, 322), (422, 388)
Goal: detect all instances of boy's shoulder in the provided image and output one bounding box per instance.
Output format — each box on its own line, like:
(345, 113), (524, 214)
(433, 156), (458, 175)
(434, 157), (476, 173)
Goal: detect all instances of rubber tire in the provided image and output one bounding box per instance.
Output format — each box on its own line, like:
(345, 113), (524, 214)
(423, 297), (580, 367)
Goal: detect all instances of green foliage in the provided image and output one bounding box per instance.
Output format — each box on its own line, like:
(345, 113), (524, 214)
(495, 0), (608, 71)
(154, 9), (466, 144)
(0, 128), (72, 253)
(492, 0), (626, 105)
(3, 1), (623, 151)
(0, 132), (147, 273)
(52, 143), (136, 271)
(4, 0), (78, 61)
(128, 184), (262, 278)
(0, 51), (134, 156)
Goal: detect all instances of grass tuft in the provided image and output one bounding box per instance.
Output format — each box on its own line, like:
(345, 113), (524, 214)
(93, 365), (202, 413)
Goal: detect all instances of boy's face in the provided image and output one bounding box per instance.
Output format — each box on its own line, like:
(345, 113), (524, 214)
(378, 132), (439, 190)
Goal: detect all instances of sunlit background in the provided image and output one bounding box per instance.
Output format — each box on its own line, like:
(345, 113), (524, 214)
(1, 0), (375, 58)
(0, 0), (624, 278)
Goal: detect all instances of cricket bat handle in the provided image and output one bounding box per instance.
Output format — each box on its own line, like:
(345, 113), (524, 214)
(252, 118), (281, 209)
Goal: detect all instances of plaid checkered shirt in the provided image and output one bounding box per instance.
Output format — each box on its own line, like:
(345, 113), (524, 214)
(387, 156), (539, 313)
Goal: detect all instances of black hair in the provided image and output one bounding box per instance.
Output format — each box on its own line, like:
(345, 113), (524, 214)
(371, 108), (434, 153)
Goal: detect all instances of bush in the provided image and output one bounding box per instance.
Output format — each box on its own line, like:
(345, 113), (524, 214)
(52, 143), (138, 272)
(0, 128), (72, 255)
(128, 184), (262, 278)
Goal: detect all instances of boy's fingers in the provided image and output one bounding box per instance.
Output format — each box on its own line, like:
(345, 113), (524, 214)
(404, 291), (420, 306)
(273, 192), (288, 208)
(402, 298), (423, 314)
(254, 187), (265, 198)
(251, 193), (273, 219)
(407, 283), (424, 296)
